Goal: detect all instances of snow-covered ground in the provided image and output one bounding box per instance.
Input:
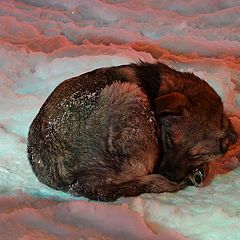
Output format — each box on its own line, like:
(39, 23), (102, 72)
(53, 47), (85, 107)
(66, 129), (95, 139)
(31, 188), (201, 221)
(0, 0), (240, 239)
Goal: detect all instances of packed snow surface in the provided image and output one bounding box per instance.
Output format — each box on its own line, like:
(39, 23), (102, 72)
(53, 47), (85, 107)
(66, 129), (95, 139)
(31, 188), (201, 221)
(0, 0), (240, 239)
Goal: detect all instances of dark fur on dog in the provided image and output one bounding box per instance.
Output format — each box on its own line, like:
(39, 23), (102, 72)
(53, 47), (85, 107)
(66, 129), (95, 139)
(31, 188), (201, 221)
(27, 62), (237, 201)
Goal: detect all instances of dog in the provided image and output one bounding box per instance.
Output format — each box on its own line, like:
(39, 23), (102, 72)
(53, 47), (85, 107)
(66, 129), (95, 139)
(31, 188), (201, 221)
(27, 62), (237, 201)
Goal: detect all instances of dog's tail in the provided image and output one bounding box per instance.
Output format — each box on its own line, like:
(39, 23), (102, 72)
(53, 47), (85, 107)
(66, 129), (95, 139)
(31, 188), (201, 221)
(68, 174), (185, 202)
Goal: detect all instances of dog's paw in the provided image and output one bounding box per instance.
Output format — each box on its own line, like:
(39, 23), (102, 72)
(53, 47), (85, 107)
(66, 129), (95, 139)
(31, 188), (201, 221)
(223, 155), (240, 170)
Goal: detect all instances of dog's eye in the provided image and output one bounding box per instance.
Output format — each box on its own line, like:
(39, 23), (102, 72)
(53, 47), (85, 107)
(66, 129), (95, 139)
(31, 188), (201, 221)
(188, 154), (203, 160)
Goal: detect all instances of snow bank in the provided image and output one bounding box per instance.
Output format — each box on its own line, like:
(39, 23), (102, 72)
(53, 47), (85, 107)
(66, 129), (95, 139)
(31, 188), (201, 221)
(0, 192), (188, 240)
(0, 0), (239, 239)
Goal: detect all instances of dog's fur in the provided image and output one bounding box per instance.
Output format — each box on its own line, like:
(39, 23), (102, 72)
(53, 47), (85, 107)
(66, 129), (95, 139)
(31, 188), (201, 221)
(27, 62), (237, 201)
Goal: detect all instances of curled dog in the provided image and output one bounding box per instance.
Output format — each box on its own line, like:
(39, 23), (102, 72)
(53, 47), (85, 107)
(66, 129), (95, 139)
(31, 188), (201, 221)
(27, 62), (237, 201)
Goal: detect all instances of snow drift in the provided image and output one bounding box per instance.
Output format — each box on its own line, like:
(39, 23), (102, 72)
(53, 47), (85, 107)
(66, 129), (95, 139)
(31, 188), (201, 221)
(0, 0), (239, 239)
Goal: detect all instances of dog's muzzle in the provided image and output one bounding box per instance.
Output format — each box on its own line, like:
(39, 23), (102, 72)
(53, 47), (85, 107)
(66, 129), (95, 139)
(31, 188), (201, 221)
(185, 164), (207, 187)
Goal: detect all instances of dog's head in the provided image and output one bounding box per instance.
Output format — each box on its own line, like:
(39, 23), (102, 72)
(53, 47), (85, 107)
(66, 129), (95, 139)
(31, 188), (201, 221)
(154, 72), (238, 183)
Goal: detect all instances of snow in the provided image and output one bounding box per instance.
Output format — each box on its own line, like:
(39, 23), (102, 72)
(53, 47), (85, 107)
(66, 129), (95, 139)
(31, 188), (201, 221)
(0, 0), (239, 239)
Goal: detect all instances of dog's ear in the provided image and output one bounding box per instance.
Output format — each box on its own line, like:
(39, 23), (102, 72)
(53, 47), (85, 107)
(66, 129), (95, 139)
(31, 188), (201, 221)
(154, 92), (188, 116)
